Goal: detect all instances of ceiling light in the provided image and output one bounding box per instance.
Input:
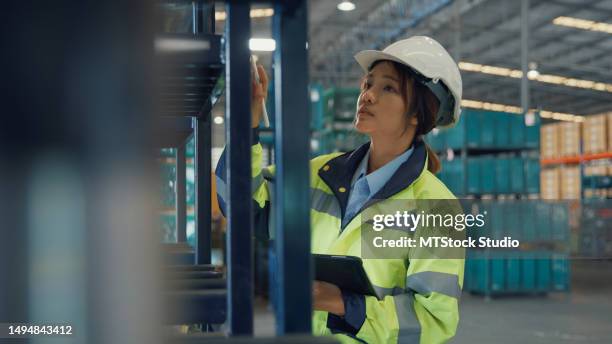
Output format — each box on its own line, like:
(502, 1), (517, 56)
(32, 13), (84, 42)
(337, 1), (356, 12)
(213, 116), (224, 125)
(527, 70), (540, 79)
(215, 8), (274, 21)
(154, 37), (210, 52)
(461, 99), (585, 123)
(553, 16), (612, 34)
(249, 38), (276, 52)
(458, 61), (612, 93)
(527, 62), (540, 80)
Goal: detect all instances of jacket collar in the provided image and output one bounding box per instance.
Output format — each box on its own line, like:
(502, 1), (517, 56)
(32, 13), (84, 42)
(317, 138), (427, 222)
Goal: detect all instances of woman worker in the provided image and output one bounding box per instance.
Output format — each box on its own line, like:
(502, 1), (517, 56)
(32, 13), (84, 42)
(216, 36), (464, 344)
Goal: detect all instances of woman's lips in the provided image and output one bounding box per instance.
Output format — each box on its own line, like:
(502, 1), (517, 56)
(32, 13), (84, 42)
(358, 108), (374, 116)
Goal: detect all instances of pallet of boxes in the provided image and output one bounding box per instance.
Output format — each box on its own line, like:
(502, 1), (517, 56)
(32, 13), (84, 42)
(582, 114), (611, 198)
(540, 121), (582, 200)
(540, 114), (612, 258)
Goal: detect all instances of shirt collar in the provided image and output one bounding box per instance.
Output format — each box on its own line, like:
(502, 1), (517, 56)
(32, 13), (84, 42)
(351, 144), (415, 196)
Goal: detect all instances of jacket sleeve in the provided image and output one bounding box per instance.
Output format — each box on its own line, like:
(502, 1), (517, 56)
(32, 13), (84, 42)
(214, 128), (274, 240)
(346, 255), (464, 344)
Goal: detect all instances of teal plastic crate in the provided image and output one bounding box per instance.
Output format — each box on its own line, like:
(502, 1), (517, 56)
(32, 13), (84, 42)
(309, 84), (325, 130)
(479, 112), (496, 147)
(445, 112), (466, 150)
(495, 158), (511, 193)
(521, 203), (537, 243)
(536, 252), (552, 292)
(552, 253), (570, 291)
(509, 158), (525, 193)
(505, 202), (523, 240)
(534, 203), (552, 241)
(426, 130), (446, 152)
(440, 158), (465, 196)
(525, 158), (540, 193)
(506, 251), (521, 292)
(480, 157), (496, 194)
(522, 252), (536, 290)
(464, 250), (570, 295)
(464, 110), (482, 148)
(466, 158), (480, 194)
(494, 113), (511, 148)
(525, 113), (541, 148)
(550, 203), (569, 242)
(510, 114), (526, 148)
(489, 202), (506, 240)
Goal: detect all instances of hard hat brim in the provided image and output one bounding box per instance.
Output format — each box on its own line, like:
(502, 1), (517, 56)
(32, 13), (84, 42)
(354, 50), (408, 74)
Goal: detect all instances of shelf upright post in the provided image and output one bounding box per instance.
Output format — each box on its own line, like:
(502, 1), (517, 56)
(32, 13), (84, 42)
(272, 0), (312, 335)
(225, 0), (254, 335)
(177, 144), (187, 243)
(194, 0), (213, 264)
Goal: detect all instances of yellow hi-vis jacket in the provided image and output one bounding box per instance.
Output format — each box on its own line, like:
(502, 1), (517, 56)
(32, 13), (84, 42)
(216, 138), (464, 344)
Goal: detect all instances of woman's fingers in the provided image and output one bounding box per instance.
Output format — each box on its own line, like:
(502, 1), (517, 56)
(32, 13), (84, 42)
(257, 64), (268, 96)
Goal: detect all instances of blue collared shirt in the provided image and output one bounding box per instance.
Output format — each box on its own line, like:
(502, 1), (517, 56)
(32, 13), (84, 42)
(341, 145), (414, 228)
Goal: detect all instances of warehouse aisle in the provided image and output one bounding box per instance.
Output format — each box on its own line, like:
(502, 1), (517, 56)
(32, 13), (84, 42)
(250, 261), (612, 343)
(455, 260), (612, 344)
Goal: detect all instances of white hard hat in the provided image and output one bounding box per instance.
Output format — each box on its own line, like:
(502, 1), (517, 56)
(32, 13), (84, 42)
(354, 36), (462, 128)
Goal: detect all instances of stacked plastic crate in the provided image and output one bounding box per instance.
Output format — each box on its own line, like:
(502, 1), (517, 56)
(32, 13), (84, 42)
(464, 200), (570, 295)
(310, 87), (368, 155)
(427, 109), (540, 197)
(427, 109), (571, 295)
(158, 139), (197, 246)
(160, 148), (179, 243)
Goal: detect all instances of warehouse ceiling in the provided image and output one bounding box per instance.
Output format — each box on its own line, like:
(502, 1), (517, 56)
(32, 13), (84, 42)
(305, 0), (612, 117)
(208, 0), (612, 119)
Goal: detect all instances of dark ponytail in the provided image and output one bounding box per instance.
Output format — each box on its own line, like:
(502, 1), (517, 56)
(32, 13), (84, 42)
(424, 142), (441, 174)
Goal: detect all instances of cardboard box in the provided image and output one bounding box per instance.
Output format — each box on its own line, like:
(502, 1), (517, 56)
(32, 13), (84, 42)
(540, 168), (560, 200)
(540, 124), (559, 159)
(558, 122), (581, 158)
(560, 166), (581, 199)
(582, 115), (607, 154)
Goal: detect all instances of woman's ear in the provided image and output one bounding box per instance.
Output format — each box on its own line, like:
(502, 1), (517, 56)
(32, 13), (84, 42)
(408, 113), (419, 126)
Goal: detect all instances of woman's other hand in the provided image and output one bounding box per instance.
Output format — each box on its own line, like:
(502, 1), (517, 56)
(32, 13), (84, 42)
(312, 281), (345, 316)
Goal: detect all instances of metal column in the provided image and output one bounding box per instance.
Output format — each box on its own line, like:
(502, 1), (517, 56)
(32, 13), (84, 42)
(176, 145), (187, 243)
(520, 0), (530, 114)
(195, 117), (212, 264)
(193, 0), (212, 264)
(225, 0), (254, 335)
(272, 0), (312, 334)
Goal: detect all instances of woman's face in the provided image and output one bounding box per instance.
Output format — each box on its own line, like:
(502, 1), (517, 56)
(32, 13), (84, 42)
(354, 61), (416, 137)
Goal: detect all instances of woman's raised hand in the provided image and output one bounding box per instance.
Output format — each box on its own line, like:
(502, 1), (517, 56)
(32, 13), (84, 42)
(251, 64), (269, 128)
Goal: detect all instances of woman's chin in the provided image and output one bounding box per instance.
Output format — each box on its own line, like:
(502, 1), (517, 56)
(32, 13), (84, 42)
(354, 122), (375, 134)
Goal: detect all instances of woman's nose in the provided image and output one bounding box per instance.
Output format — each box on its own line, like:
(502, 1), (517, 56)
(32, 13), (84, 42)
(362, 89), (376, 104)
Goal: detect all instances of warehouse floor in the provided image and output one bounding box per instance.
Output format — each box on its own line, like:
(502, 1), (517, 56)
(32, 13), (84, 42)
(252, 260), (612, 343)
(455, 260), (612, 344)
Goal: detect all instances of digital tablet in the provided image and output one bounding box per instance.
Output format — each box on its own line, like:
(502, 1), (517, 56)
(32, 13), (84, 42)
(313, 254), (377, 297)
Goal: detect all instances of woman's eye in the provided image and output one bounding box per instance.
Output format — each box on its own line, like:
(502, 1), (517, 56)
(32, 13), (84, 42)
(384, 85), (396, 92)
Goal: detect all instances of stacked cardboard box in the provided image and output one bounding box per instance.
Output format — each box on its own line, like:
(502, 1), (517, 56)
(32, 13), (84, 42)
(540, 168), (560, 200)
(540, 124), (559, 159)
(558, 122), (581, 158)
(582, 115), (608, 154)
(560, 166), (581, 199)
